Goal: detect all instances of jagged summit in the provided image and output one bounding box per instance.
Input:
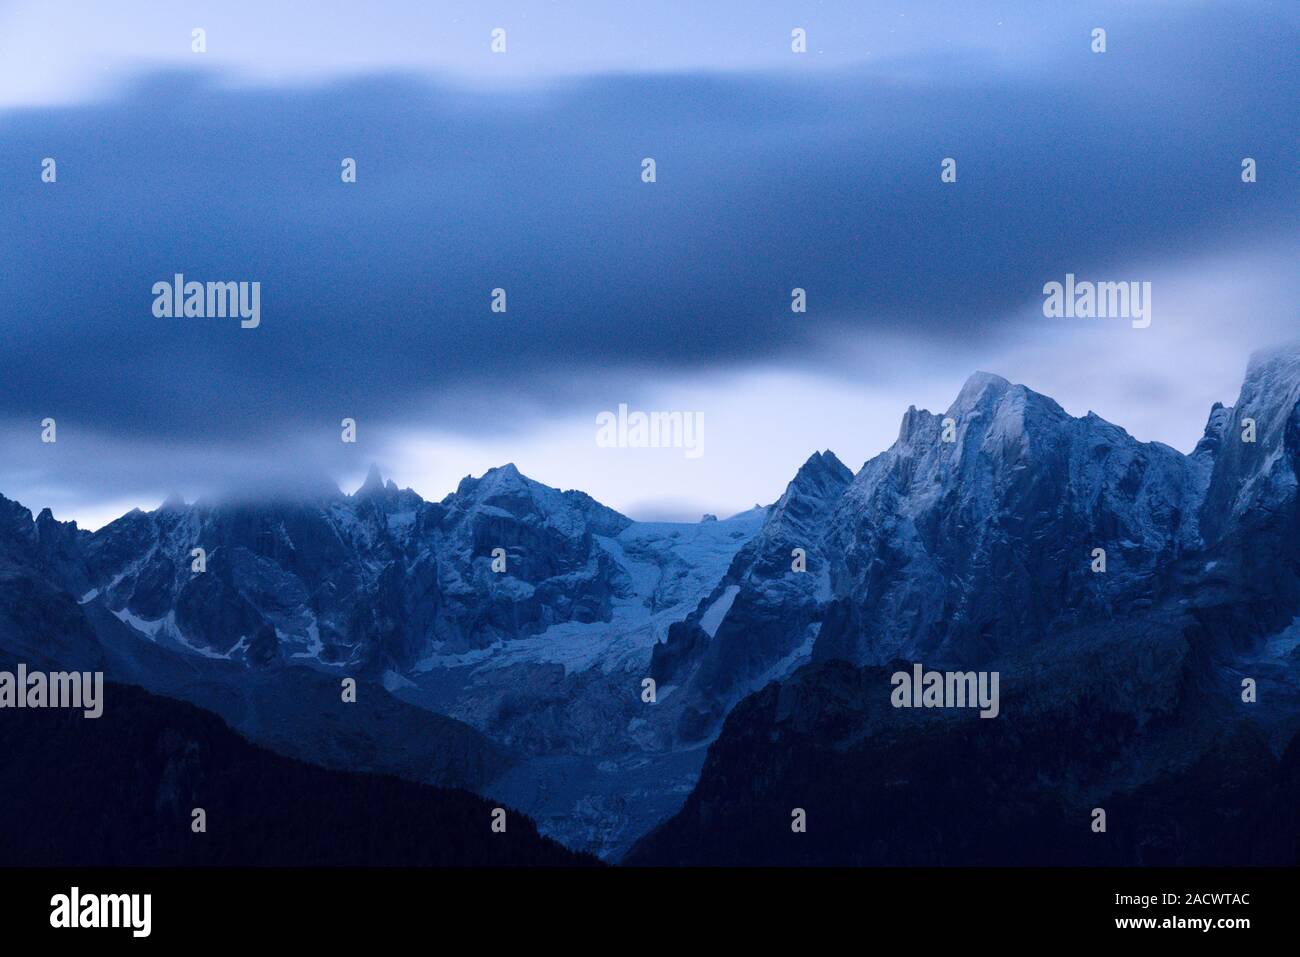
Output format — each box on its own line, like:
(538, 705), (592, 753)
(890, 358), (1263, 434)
(451, 462), (531, 500)
(771, 451), (854, 521)
(356, 463), (386, 496)
(896, 404), (938, 443)
(8, 345), (1300, 685)
(894, 372), (1067, 448)
(810, 349), (1300, 667)
(1193, 402), (1235, 459)
(789, 450), (853, 489)
(800, 448), (848, 471)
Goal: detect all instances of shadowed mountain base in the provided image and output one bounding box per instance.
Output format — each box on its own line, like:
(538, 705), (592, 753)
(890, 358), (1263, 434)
(0, 680), (597, 867)
(628, 626), (1300, 866)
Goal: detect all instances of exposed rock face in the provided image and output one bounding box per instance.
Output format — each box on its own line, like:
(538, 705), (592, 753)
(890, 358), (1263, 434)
(651, 346), (1300, 707)
(651, 451), (853, 738)
(0, 498), (103, 673)
(629, 345), (1300, 866)
(817, 372), (1202, 667)
(1188, 346), (1300, 654)
(0, 461), (764, 860)
(69, 462), (633, 671)
(429, 464), (633, 657)
(0, 480), (520, 795)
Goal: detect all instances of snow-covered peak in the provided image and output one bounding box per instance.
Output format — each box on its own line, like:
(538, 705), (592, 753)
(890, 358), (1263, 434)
(951, 370), (1013, 410)
(479, 461), (525, 488)
(450, 462), (534, 506)
(445, 463), (629, 538)
(819, 362), (1207, 665)
(1198, 342), (1300, 540)
(891, 375), (1068, 456)
(950, 374), (1067, 431)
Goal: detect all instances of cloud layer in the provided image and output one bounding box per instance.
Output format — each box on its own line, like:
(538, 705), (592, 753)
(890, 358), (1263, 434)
(0, 2), (1295, 523)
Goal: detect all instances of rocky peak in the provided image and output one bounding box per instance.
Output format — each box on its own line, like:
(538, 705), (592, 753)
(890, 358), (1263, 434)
(1197, 343), (1300, 552)
(951, 370), (1013, 411)
(0, 495), (37, 553)
(356, 463), (386, 498)
(790, 450), (853, 492)
(764, 450), (854, 539)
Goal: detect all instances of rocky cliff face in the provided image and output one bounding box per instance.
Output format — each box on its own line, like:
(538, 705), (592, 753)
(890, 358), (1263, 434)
(629, 345), (1300, 865)
(0, 461), (761, 858)
(650, 450), (853, 739)
(816, 371), (1203, 667)
(651, 347), (1300, 707)
(73, 462), (634, 672)
(0, 482), (515, 794)
(1187, 346), (1300, 655)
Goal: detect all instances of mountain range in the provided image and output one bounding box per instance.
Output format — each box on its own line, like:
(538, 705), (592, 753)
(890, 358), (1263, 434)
(3, 343), (1299, 864)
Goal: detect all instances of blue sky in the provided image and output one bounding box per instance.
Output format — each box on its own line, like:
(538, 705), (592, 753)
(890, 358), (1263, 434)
(1, 1), (1297, 528)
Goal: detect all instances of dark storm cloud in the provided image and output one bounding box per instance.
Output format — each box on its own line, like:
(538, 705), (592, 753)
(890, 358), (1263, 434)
(0, 4), (1294, 454)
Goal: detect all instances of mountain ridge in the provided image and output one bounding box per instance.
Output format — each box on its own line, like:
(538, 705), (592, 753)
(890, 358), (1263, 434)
(4, 343), (1300, 861)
